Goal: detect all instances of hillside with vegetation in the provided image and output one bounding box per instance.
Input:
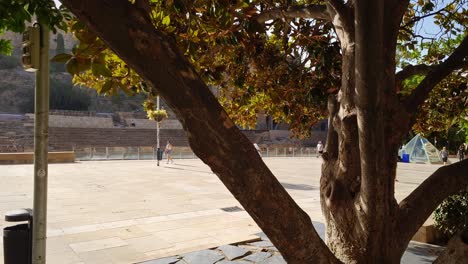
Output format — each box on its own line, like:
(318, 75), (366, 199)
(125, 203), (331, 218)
(0, 31), (147, 114)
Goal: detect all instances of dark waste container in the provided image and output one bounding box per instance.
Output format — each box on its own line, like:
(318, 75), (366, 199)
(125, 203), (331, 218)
(402, 154), (410, 163)
(157, 148), (164, 161)
(3, 209), (33, 264)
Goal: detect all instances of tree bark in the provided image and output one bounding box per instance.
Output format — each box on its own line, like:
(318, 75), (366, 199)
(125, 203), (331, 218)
(61, 0), (340, 263)
(319, 1), (403, 263)
(433, 229), (468, 264)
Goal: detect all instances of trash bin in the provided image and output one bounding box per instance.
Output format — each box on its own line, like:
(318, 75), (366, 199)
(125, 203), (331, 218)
(3, 208), (33, 264)
(157, 148), (163, 161)
(402, 154), (410, 163)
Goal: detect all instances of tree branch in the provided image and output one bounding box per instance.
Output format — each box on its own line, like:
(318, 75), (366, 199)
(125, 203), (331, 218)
(326, 0), (353, 32)
(60, 0), (341, 263)
(256, 4), (330, 24)
(390, 0), (410, 30)
(327, 0), (348, 19)
(395, 64), (435, 83)
(403, 35), (468, 114)
(400, 7), (447, 30)
(397, 159), (468, 244)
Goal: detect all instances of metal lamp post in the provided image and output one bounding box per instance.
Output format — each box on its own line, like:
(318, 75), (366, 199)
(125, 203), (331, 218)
(21, 21), (50, 264)
(156, 96), (161, 166)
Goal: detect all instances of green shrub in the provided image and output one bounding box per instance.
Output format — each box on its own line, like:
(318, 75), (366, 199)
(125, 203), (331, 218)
(434, 190), (468, 236)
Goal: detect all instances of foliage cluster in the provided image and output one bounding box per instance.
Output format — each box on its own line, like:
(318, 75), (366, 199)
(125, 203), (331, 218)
(146, 108), (168, 122)
(399, 34), (468, 135)
(48, 0), (342, 137)
(0, 0), (70, 54)
(434, 189), (468, 237)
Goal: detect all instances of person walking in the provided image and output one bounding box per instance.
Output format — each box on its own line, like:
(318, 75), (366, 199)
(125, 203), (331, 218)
(165, 140), (173, 164)
(458, 144), (465, 162)
(316, 141), (324, 158)
(440, 146), (449, 165)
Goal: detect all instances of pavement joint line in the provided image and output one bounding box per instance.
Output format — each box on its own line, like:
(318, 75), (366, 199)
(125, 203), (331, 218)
(51, 208), (234, 236)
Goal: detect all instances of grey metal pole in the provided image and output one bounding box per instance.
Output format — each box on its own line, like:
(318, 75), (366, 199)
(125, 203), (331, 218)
(32, 21), (49, 264)
(156, 96), (160, 166)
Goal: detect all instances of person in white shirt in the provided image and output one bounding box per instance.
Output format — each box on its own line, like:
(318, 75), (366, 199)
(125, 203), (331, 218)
(316, 141), (324, 158)
(165, 141), (173, 164)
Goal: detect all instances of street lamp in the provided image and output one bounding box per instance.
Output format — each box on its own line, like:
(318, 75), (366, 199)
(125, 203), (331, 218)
(147, 96), (168, 166)
(156, 96), (160, 166)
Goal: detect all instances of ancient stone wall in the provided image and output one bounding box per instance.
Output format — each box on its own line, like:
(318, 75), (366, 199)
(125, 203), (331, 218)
(0, 113), (327, 151)
(26, 114), (115, 128)
(48, 127), (188, 150)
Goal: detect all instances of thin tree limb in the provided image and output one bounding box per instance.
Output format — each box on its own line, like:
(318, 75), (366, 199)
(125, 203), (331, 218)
(60, 0), (341, 263)
(256, 4), (330, 24)
(400, 7), (447, 30)
(397, 159), (468, 244)
(403, 35), (468, 114)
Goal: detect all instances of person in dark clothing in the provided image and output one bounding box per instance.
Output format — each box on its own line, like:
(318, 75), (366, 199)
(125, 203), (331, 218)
(458, 144), (465, 162)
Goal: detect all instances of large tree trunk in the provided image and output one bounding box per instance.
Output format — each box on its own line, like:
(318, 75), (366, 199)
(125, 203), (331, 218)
(320, 2), (402, 263)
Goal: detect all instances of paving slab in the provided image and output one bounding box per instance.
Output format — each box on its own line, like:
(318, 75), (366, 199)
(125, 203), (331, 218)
(216, 261), (251, 264)
(259, 255), (287, 264)
(248, 240), (274, 248)
(69, 237), (128, 253)
(182, 249), (224, 264)
(217, 244), (249, 260)
(242, 252), (272, 262)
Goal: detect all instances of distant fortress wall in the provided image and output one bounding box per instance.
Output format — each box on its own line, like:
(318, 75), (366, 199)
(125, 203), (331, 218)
(0, 111), (327, 152)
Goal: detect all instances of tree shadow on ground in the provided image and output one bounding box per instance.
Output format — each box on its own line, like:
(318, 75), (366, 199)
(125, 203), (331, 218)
(256, 221), (325, 241)
(162, 166), (214, 175)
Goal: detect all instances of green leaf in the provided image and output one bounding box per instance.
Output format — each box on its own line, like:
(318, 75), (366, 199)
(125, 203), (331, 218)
(66, 58), (79, 75)
(99, 80), (113, 94)
(51, 53), (72, 63)
(162, 15), (170, 26)
(91, 63), (112, 77)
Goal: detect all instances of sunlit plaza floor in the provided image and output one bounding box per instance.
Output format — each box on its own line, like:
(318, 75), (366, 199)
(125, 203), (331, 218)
(0, 158), (448, 263)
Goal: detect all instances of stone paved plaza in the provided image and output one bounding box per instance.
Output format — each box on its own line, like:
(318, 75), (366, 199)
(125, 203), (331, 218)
(0, 158), (446, 263)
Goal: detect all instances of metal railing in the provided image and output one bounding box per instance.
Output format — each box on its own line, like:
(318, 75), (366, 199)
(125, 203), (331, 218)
(73, 146), (318, 161)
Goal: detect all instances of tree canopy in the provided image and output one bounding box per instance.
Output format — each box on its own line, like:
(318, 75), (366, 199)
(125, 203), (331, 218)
(0, 0), (466, 137)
